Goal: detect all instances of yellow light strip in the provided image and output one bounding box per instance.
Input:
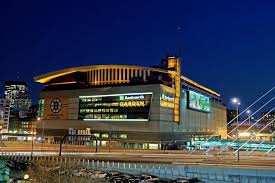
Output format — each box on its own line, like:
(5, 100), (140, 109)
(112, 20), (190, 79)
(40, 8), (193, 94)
(181, 76), (220, 97)
(34, 65), (168, 84)
(45, 81), (77, 86)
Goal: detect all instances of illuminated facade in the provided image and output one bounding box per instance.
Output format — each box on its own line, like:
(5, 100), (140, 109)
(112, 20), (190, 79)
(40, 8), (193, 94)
(34, 56), (227, 149)
(0, 98), (10, 133)
(4, 81), (32, 116)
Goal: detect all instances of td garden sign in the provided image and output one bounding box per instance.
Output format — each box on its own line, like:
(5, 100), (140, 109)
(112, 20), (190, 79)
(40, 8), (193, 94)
(79, 93), (153, 121)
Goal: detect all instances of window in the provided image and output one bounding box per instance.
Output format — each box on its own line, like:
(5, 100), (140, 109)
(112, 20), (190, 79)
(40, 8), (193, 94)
(119, 134), (127, 139)
(148, 144), (159, 150)
(121, 68), (124, 80)
(38, 98), (44, 117)
(93, 133), (100, 138)
(117, 68), (119, 80)
(112, 134), (118, 138)
(102, 134), (109, 138)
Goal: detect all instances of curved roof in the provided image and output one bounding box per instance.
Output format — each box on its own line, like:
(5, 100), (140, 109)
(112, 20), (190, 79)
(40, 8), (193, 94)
(34, 64), (169, 84)
(34, 64), (220, 97)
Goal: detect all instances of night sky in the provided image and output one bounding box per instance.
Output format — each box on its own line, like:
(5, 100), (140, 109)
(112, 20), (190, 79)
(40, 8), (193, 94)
(0, 0), (274, 111)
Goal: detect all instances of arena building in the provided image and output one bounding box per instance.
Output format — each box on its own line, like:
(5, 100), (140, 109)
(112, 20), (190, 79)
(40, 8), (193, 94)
(34, 56), (227, 149)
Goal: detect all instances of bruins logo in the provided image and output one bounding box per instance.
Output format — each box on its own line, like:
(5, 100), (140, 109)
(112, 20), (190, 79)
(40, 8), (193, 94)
(50, 98), (62, 113)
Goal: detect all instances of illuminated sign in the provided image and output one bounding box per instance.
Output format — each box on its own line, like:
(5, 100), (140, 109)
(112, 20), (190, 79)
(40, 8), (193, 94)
(119, 101), (145, 107)
(79, 92), (153, 121)
(160, 93), (174, 108)
(125, 95), (144, 100)
(188, 91), (210, 112)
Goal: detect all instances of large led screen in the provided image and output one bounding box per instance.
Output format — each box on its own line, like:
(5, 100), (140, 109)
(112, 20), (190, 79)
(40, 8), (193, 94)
(188, 91), (210, 112)
(79, 92), (153, 121)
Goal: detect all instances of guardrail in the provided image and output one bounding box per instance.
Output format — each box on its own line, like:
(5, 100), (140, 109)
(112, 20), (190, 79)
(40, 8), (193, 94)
(1, 152), (186, 180)
(1, 152), (275, 183)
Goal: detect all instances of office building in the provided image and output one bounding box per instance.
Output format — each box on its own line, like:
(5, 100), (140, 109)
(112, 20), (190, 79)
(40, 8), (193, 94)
(0, 98), (11, 134)
(4, 80), (32, 116)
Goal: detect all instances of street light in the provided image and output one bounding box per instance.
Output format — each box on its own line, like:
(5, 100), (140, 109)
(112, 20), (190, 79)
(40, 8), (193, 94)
(37, 117), (45, 151)
(246, 110), (251, 126)
(231, 97), (241, 162)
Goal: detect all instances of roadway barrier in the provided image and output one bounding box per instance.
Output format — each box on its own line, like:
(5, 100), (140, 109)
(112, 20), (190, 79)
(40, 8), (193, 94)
(1, 152), (275, 183)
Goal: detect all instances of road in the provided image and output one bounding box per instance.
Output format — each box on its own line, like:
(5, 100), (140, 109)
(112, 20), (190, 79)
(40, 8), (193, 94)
(0, 142), (275, 169)
(2, 142), (275, 170)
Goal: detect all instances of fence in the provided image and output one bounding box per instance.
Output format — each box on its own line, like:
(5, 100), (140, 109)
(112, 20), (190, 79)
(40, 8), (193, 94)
(2, 152), (275, 183)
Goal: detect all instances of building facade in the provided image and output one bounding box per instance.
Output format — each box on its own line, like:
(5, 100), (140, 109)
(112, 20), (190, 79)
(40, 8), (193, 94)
(34, 56), (227, 149)
(0, 98), (11, 134)
(261, 112), (275, 133)
(4, 80), (32, 116)
(227, 109), (239, 124)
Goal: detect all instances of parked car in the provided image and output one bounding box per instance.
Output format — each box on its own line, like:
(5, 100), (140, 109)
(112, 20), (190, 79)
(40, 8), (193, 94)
(188, 178), (205, 183)
(157, 178), (174, 183)
(174, 178), (190, 183)
(139, 174), (160, 182)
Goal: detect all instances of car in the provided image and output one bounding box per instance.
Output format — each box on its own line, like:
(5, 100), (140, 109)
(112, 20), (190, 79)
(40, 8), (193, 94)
(188, 178), (205, 183)
(157, 178), (174, 183)
(127, 178), (141, 183)
(139, 174), (160, 182)
(112, 177), (123, 183)
(174, 178), (189, 183)
(107, 171), (123, 179)
(111, 174), (130, 182)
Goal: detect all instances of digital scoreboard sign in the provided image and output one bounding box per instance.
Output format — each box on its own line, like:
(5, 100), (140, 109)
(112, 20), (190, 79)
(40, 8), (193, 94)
(79, 92), (153, 121)
(188, 91), (210, 112)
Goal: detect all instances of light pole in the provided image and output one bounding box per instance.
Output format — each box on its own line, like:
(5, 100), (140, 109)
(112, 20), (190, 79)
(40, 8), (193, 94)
(246, 110), (251, 126)
(231, 97), (241, 162)
(37, 117), (45, 150)
(31, 133), (34, 159)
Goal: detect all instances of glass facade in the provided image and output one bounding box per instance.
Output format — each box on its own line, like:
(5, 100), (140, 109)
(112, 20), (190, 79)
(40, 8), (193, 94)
(79, 93), (152, 121)
(37, 98), (44, 117)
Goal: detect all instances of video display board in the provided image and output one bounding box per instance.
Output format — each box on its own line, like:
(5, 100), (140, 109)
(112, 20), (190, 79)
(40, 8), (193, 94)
(79, 92), (153, 121)
(188, 91), (210, 112)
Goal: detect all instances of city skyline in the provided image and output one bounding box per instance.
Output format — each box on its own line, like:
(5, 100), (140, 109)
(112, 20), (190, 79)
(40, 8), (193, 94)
(0, 0), (274, 107)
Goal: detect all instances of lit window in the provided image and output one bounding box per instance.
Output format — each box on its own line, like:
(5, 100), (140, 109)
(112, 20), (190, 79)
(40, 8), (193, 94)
(102, 134), (109, 138)
(93, 133), (100, 138)
(119, 134), (127, 139)
(148, 144), (158, 150)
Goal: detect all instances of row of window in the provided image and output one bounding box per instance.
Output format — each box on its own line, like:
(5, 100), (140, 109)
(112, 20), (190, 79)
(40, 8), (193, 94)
(80, 98), (102, 102)
(84, 114), (127, 120)
(93, 133), (127, 139)
(80, 108), (119, 113)
(89, 68), (148, 83)
(80, 102), (119, 107)
(21, 122), (30, 125)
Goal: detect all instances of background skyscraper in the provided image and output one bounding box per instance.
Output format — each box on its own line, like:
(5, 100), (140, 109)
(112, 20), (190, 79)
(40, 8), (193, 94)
(4, 81), (32, 117)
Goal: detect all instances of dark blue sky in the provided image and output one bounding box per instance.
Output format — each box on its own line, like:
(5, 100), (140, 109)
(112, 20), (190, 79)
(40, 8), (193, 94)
(0, 0), (274, 110)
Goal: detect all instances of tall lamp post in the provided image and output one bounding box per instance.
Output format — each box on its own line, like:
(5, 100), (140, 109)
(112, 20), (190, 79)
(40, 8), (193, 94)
(246, 110), (251, 126)
(231, 97), (241, 162)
